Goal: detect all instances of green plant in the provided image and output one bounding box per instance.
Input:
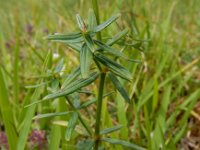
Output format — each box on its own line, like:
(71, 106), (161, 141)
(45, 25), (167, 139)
(1, 0), (200, 150)
(26, 3), (145, 150)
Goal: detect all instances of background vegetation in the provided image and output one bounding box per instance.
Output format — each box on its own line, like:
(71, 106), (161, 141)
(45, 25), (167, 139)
(0, 0), (200, 149)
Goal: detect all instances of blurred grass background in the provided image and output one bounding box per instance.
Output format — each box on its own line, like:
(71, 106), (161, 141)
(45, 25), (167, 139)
(0, 0), (200, 149)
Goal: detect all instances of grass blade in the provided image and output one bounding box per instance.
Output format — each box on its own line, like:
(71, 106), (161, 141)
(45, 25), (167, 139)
(49, 98), (67, 150)
(49, 123), (61, 150)
(102, 138), (146, 150)
(174, 89), (200, 143)
(137, 57), (200, 109)
(17, 51), (52, 150)
(17, 87), (43, 150)
(0, 68), (18, 150)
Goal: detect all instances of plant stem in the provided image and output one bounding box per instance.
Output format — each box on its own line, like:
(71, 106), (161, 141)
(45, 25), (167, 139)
(92, 0), (101, 41)
(94, 72), (106, 150)
(58, 82), (92, 136)
(92, 1), (105, 149)
(64, 96), (92, 136)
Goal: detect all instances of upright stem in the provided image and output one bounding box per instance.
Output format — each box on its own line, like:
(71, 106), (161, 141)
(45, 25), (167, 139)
(94, 72), (106, 150)
(92, 0), (105, 149)
(92, 0), (102, 41)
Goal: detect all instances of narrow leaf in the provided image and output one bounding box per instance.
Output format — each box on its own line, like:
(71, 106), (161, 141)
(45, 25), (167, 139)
(0, 68), (18, 149)
(76, 14), (86, 31)
(61, 67), (81, 89)
(95, 40), (140, 63)
(33, 111), (72, 119)
(49, 79), (59, 92)
(78, 91), (114, 109)
(67, 43), (82, 51)
(174, 89), (200, 143)
(102, 138), (146, 150)
(100, 125), (123, 135)
(46, 32), (83, 43)
(95, 54), (132, 80)
(93, 14), (120, 32)
(70, 92), (81, 108)
(49, 124), (61, 150)
(78, 98), (96, 109)
(43, 72), (99, 100)
(54, 59), (64, 73)
(103, 91), (115, 97)
(77, 140), (95, 150)
(65, 112), (78, 141)
(17, 52), (52, 150)
(80, 44), (92, 78)
(95, 40), (126, 57)
(108, 72), (131, 103)
(87, 9), (97, 31)
(84, 34), (96, 52)
(106, 28), (129, 46)
(24, 99), (45, 108)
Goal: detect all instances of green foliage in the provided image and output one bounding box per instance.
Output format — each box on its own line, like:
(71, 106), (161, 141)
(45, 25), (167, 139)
(0, 0), (199, 149)
(0, 68), (18, 150)
(42, 8), (142, 149)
